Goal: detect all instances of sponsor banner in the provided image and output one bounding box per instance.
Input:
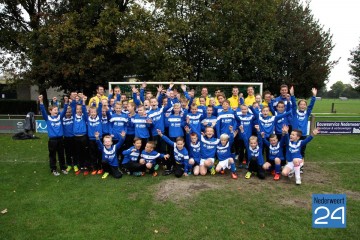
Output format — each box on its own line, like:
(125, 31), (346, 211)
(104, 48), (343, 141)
(0, 119), (25, 133)
(316, 121), (360, 134)
(36, 120), (48, 133)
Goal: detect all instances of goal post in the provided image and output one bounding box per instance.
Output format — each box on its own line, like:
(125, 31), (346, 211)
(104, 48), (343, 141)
(108, 81), (263, 99)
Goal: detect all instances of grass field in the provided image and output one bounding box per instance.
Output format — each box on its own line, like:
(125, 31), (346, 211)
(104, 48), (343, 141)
(0, 133), (359, 239)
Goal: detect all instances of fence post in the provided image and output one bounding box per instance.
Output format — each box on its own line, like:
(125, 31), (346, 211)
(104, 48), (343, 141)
(310, 114), (316, 132)
(331, 103), (335, 113)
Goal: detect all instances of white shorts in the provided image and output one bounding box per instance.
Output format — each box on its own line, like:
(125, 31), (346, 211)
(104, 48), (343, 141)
(200, 158), (214, 166)
(285, 162), (294, 170)
(217, 158), (232, 169)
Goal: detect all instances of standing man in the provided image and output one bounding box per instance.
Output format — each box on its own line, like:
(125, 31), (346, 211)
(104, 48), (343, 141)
(228, 86), (240, 108)
(195, 87), (210, 106)
(244, 86), (256, 106)
(88, 85), (108, 108)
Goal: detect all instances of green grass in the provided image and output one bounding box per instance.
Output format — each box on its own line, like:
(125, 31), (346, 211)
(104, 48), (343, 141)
(312, 99), (360, 114)
(0, 134), (359, 239)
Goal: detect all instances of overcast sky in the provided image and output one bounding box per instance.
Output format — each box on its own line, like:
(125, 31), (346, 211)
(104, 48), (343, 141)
(306, 0), (360, 88)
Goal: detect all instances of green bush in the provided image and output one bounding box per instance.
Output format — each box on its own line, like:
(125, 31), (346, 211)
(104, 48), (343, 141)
(0, 99), (38, 114)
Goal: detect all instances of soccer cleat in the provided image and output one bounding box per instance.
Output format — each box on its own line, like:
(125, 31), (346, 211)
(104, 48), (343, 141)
(300, 166), (304, 174)
(133, 171), (142, 177)
(61, 169), (68, 175)
(242, 159), (247, 165)
(83, 170), (89, 176)
(245, 171), (252, 179)
(210, 167), (216, 175)
(220, 169), (225, 175)
(231, 172), (238, 179)
(162, 169), (172, 176)
(66, 166), (72, 172)
(91, 170), (97, 175)
(52, 170), (60, 176)
(74, 165), (79, 172)
(152, 171), (158, 177)
(102, 172), (109, 179)
(187, 171), (192, 175)
(274, 173), (280, 181)
(141, 172), (146, 176)
(288, 169), (295, 178)
(97, 169), (103, 175)
(75, 170), (81, 175)
(296, 177), (302, 185)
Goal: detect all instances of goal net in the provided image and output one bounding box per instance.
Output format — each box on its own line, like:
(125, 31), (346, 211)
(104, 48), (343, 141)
(108, 81), (263, 100)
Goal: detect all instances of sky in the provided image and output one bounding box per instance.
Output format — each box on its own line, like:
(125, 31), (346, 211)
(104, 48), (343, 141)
(306, 0), (360, 89)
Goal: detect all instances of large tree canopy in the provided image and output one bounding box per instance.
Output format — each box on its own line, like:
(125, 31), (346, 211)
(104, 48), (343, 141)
(1, 0), (335, 98)
(349, 40), (360, 91)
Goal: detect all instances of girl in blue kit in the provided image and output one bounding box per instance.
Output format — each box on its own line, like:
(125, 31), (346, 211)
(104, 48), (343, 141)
(199, 126), (220, 176)
(87, 106), (103, 175)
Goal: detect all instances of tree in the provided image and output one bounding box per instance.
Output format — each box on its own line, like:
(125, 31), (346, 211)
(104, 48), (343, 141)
(349, 40), (360, 91)
(328, 81), (345, 98)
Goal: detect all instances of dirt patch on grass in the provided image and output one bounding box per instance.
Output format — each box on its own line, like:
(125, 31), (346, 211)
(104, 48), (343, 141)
(154, 179), (221, 203)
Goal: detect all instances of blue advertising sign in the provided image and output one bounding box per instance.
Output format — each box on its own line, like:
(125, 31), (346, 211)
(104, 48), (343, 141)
(36, 120), (48, 133)
(316, 121), (360, 134)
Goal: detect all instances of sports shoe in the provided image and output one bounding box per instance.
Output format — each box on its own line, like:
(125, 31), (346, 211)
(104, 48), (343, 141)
(187, 171), (192, 175)
(75, 170), (81, 175)
(91, 170), (97, 175)
(74, 165), (79, 172)
(52, 170), (60, 176)
(102, 172), (109, 179)
(210, 167), (216, 175)
(61, 169), (68, 175)
(242, 159), (247, 165)
(245, 171), (252, 179)
(97, 169), (103, 175)
(83, 170), (89, 176)
(231, 172), (238, 179)
(154, 164), (159, 171)
(162, 169), (172, 176)
(300, 166), (304, 174)
(296, 177), (302, 185)
(141, 172), (146, 176)
(133, 171), (142, 177)
(66, 166), (72, 172)
(274, 173), (280, 181)
(220, 169), (225, 175)
(271, 170), (275, 176)
(288, 169), (295, 178)
(152, 171), (158, 177)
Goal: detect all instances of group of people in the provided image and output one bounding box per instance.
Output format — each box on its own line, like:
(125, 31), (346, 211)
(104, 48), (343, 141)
(39, 82), (319, 185)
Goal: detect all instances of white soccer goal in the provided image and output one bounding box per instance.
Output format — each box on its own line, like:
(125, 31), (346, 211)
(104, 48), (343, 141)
(108, 81), (263, 99)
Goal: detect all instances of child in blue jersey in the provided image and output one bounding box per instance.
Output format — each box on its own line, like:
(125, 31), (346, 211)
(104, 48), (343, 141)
(199, 126), (220, 176)
(185, 103), (204, 138)
(197, 96), (207, 115)
(62, 97), (78, 173)
(235, 105), (256, 167)
(261, 132), (287, 181)
(133, 105), (152, 151)
(95, 131), (125, 179)
(158, 130), (190, 178)
(216, 100), (237, 138)
(72, 96), (89, 175)
(165, 103), (185, 139)
(215, 132), (238, 179)
(108, 102), (128, 143)
(87, 106), (103, 175)
(290, 86), (317, 162)
(201, 105), (217, 132)
(123, 102), (136, 151)
(139, 141), (169, 177)
(269, 100), (291, 140)
(282, 126), (319, 185)
(121, 138), (146, 176)
(39, 95), (67, 176)
(239, 125), (266, 179)
(184, 127), (201, 175)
